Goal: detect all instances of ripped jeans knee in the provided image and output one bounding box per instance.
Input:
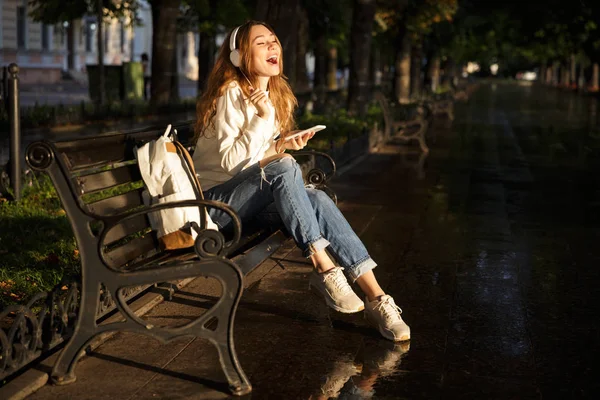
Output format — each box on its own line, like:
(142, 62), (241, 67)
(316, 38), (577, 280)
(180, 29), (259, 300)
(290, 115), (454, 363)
(259, 155), (299, 190)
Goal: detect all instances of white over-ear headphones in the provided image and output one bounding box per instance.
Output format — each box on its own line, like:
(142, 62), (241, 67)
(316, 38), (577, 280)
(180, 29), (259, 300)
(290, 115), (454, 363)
(229, 25), (242, 67)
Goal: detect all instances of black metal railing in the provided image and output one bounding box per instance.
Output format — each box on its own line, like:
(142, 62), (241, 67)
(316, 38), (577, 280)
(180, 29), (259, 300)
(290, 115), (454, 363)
(0, 282), (149, 382)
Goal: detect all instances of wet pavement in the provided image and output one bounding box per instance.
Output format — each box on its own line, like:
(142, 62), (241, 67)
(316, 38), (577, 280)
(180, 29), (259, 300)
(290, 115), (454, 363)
(24, 82), (600, 399)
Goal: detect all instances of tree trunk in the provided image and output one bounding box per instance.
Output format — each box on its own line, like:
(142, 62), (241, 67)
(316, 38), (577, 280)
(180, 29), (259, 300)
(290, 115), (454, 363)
(255, 0), (300, 87)
(67, 21), (75, 71)
(96, 1), (105, 105)
(347, 0), (376, 116)
(327, 46), (338, 90)
(428, 53), (440, 93)
(546, 64), (553, 84)
(170, 38), (179, 103)
(295, 6), (310, 93)
(197, 30), (215, 95)
(570, 54), (576, 87)
(370, 44), (380, 88)
(150, 0), (179, 106)
(552, 61), (559, 85)
(592, 63), (599, 90)
(313, 35), (327, 90)
(561, 63), (569, 87)
(578, 63), (585, 91)
(197, 0), (217, 96)
(395, 32), (411, 104)
(540, 63), (546, 85)
(313, 34), (327, 112)
(410, 39), (422, 99)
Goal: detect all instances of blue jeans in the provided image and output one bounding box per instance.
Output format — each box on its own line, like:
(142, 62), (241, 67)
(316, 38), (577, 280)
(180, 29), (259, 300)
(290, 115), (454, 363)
(203, 157), (377, 281)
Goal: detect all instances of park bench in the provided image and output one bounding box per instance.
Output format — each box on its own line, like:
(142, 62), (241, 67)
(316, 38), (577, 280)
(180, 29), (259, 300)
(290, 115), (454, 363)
(24, 122), (336, 396)
(374, 91), (431, 153)
(426, 96), (454, 121)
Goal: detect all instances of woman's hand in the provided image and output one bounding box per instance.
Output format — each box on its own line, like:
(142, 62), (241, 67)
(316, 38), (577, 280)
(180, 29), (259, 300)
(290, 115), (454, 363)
(249, 88), (271, 119)
(279, 130), (315, 151)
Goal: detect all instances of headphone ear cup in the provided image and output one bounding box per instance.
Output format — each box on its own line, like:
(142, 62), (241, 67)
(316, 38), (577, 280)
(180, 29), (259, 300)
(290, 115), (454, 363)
(230, 49), (241, 67)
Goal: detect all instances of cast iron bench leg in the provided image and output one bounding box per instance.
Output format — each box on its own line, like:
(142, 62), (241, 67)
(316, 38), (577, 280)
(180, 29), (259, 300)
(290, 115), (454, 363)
(51, 282), (101, 385)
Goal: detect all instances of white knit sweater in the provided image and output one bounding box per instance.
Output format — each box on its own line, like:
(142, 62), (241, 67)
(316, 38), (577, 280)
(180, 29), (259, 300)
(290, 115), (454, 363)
(193, 81), (279, 191)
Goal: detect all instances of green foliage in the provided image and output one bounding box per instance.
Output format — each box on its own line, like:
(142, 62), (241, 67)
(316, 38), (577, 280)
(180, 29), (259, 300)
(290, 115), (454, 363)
(445, 0), (600, 70)
(0, 174), (79, 308)
(0, 172), (149, 307)
(296, 102), (383, 150)
(304, 0), (352, 45)
(182, 0), (249, 33)
(376, 0), (457, 38)
(28, 0), (141, 25)
(0, 99), (196, 131)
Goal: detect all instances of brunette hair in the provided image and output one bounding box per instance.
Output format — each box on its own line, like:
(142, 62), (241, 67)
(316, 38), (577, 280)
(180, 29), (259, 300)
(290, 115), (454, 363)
(193, 21), (297, 143)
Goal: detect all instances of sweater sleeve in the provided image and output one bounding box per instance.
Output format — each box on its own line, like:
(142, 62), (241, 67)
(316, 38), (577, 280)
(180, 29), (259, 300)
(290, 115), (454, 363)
(212, 85), (274, 173)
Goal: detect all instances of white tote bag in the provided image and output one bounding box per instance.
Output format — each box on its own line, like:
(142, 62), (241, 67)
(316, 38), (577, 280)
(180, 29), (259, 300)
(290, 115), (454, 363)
(136, 125), (218, 250)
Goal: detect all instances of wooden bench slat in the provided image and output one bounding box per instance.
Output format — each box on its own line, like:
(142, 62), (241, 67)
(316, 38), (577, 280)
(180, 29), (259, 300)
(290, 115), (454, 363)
(104, 233), (158, 269)
(60, 143), (136, 171)
(75, 165), (142, 194)
(87, 188), (145, 216)
(103, 214), (151, 245)
(54, 126), (194, 172)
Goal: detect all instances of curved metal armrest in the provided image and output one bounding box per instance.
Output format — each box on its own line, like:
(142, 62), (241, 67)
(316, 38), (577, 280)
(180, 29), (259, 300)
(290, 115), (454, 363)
(395, 117), (425, 129)
(100, 199), (241, 254)
(292, 150), (336, 181)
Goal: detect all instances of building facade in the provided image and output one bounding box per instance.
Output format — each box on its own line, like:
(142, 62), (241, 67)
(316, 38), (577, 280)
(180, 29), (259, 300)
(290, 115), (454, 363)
(0, 0), (200, 85)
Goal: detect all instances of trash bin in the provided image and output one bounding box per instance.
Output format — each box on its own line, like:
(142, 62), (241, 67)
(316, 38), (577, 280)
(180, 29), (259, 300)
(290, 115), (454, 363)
(123, 61), (144, 101)
(87, 62), (144, 102)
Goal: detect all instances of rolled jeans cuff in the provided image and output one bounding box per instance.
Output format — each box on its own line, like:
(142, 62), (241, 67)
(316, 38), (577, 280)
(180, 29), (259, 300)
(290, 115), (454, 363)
(346, 257), (377, 282)
(302, 236), (330, 258)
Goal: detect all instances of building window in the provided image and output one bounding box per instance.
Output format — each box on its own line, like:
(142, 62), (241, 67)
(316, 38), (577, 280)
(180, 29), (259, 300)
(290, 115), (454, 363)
(17, 6), (26, 49)
(42, 24), (50, 50)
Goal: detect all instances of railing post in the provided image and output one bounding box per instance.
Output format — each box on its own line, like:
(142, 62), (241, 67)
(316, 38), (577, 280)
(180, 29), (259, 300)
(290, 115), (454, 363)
(8, 63), (21, 201)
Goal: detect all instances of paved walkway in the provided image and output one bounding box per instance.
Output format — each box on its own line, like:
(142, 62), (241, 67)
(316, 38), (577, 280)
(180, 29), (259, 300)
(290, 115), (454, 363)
(21, 83), (600, 399)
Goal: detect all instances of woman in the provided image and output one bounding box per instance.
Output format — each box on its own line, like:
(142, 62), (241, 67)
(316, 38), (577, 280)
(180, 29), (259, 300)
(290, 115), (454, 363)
(193, 21), (410, 342)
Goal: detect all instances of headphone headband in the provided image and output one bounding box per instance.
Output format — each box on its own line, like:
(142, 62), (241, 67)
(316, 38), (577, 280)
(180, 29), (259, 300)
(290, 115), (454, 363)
(229, 25), (242, 67)
(230, 25), (241, 52)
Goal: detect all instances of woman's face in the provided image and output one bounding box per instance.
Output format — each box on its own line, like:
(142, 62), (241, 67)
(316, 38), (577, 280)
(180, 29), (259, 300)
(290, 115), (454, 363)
(248, 24), (281, 78)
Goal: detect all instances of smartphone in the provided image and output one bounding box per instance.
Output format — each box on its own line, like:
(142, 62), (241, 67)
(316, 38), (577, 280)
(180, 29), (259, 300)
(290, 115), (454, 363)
(284, 125), (326, 141)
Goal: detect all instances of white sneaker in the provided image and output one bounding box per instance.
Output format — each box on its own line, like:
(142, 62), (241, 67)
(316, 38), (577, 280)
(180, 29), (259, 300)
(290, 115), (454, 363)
(309, 267), (365, 313)
(364, 295), (410, 341)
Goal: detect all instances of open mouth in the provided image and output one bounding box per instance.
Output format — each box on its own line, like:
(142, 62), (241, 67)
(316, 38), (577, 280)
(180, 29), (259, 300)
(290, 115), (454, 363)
(266, 55), (278, 65)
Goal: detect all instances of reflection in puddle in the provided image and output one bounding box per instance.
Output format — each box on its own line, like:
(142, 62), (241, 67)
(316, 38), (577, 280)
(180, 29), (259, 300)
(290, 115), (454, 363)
(397, 148), (428, 180)
(311, 340), (410, 399)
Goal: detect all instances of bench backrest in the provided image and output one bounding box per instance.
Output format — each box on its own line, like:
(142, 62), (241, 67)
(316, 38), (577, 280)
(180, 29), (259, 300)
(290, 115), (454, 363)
(26, 123), (195, 271)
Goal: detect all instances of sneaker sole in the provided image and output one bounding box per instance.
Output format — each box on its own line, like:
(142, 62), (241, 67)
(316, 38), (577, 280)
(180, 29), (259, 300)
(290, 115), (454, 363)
(309, 284), (364, 314)
(365, 312), (411, 342)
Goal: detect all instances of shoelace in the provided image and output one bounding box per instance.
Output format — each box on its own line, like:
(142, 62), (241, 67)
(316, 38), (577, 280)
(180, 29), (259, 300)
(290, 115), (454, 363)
(374, 297), (403, 324)
(322, 268), (352, 295)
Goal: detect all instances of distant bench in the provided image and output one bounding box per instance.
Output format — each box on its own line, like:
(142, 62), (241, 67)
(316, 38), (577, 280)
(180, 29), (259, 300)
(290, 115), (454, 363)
(374, 91), (456, 153)
(25, 122), (336, 396)
(375, 91), (431, 152)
